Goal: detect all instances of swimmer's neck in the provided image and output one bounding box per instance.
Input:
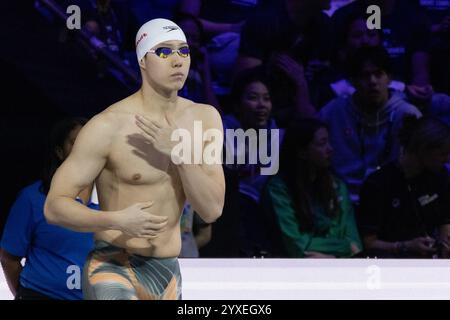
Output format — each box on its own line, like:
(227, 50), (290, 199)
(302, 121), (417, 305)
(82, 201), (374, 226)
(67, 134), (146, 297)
(138, 81), (178, 115)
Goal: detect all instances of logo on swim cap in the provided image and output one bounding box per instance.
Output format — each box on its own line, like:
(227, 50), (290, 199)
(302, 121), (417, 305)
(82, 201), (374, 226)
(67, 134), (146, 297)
(136, 32), (147, 47)
(163, 26), (179, 32)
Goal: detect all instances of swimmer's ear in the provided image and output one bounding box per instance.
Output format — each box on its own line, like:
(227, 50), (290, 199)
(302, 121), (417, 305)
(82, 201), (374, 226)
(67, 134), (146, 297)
(138, 56), (146, 69)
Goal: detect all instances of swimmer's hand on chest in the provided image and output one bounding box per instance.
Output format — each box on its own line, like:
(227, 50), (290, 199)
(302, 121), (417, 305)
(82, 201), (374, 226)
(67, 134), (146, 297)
(135, 113), (180, 159)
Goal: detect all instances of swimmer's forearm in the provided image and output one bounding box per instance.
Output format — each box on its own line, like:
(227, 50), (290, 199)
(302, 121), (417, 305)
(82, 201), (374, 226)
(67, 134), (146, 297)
(175, 164), (224, 223)
(44, 196), (120, 232)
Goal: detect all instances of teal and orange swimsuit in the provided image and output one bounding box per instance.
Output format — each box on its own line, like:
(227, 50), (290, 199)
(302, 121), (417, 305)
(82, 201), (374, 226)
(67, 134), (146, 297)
(82, 241), (181, 300)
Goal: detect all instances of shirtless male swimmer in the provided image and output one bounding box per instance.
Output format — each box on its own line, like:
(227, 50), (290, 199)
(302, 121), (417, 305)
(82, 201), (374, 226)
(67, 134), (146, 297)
(44, 18), (225, 300)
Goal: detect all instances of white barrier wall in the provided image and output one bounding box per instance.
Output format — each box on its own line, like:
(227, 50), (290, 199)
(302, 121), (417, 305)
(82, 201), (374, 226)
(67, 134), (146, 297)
(2, 259), (450, 300)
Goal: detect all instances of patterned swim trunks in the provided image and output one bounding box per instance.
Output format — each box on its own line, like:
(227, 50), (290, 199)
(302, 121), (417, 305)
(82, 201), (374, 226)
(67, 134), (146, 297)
(82, 240), (182, 300)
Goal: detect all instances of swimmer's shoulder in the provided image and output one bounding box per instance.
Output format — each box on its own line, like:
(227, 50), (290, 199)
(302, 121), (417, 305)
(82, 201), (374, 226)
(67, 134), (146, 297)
(94, 94), (140, 128)
(87, 109), (121, 133)
(103, 93), (139, 115)
(80, 101), (131, 143)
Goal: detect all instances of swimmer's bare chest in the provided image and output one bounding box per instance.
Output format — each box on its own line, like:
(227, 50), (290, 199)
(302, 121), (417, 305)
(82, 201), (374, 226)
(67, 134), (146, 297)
(94, 115), (186, 257)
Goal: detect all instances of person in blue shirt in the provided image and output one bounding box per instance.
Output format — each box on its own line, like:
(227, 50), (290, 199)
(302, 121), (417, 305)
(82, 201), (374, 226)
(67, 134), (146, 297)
(0, 117), (96, 300)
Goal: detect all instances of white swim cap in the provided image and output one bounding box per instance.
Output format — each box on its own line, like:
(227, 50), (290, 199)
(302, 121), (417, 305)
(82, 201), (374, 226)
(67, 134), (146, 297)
(135, 18), (187, 62)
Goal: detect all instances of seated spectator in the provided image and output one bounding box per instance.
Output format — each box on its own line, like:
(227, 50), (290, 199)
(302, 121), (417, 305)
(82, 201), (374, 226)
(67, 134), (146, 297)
(235, 0), (332, 123)
(329, 14), (386, 98)
(329, 12), (443, 111)
(179, 203), (212, 258)
(359, 116), (450, 258)
(0, 118), (96, 300)
(236, 0), (332, 73)
(261, 118), (362, 258)
(329, 23), (448, 128)
(332, 0), (431, 87)
(403, 86), (450, 127)
(179, 0), (261, 94)
(420, 1), (450, 94)
(319, 46), (422, 203)
(223, 67), (284, 257)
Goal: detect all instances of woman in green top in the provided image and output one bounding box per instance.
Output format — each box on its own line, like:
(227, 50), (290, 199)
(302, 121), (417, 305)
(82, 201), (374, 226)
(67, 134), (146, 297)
(262, 118), (362, 258)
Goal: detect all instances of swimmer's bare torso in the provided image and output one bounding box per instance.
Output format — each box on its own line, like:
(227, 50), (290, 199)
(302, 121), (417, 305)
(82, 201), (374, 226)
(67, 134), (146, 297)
(45, 93), (224, 258)
(96, 95), (205, 257)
